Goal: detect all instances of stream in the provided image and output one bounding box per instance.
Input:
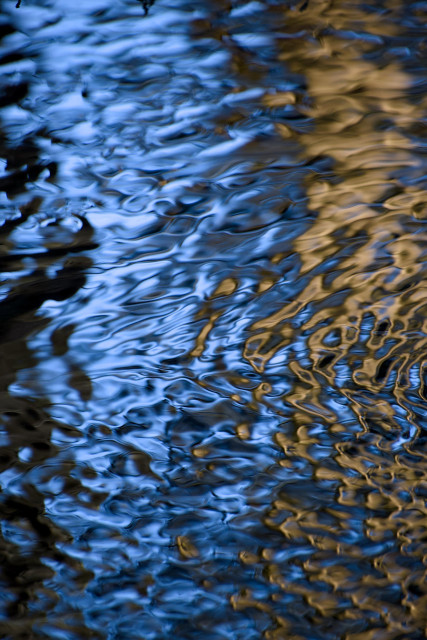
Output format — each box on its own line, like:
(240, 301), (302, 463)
(0, 0), (426, 638)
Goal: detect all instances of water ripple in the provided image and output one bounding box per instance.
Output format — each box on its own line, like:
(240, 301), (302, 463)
(0, 0), (426, 638)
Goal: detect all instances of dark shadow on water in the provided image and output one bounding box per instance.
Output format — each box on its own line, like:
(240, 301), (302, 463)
(0, 17), (97, 638)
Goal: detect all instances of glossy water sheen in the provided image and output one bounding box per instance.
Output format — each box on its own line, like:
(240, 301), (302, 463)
(0, 0), (426, 638)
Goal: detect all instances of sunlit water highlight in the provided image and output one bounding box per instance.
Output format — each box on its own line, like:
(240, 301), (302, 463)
(0, 0), (426, 638)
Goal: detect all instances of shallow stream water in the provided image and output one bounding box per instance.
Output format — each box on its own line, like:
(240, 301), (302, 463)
(0, 0), (426, 638)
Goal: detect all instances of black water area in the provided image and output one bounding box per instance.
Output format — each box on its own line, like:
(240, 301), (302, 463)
(0, 0), (426, 638)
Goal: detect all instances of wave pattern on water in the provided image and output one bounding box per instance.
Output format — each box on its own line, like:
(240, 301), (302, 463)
(0, 0), (426, 638)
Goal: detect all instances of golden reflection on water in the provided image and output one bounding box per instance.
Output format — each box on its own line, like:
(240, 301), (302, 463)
(190, 1), (427, 636)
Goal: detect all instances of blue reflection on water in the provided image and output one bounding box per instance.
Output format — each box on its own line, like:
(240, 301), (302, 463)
(0, 0), (426, 638)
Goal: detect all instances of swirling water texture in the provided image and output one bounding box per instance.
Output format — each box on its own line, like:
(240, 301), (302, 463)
(0, 0), (426, 638)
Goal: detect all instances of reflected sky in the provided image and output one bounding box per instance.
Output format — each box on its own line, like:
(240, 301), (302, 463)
(0, 0), (426, 638)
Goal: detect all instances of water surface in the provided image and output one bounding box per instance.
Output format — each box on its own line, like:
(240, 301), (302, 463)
(0, 0), (426, 638)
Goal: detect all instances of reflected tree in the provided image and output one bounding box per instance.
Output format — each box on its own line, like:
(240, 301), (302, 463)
(0, 15), (98, 639)
(139, 0), (156, 15)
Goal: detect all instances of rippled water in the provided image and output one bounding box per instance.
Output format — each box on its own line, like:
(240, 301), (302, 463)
(0, 0), (426, 638)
